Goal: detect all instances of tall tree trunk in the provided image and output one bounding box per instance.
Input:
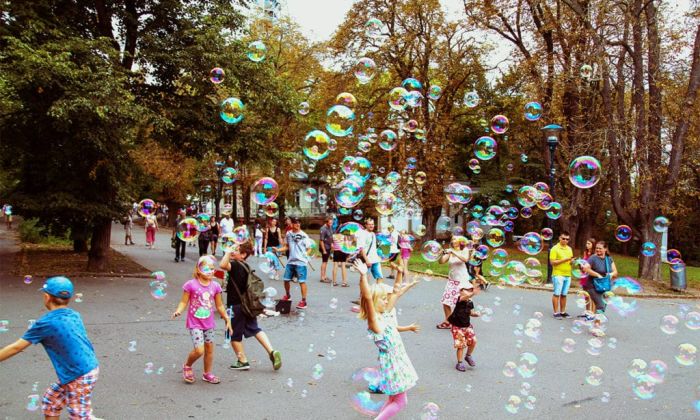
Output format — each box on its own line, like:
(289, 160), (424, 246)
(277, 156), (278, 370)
(421, 206), (443, 242)
(87, 218), (112, 271)
(638, 224), (661, 281)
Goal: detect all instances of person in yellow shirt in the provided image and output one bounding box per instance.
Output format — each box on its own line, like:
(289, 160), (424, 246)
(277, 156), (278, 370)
(549, 232), (573, 319)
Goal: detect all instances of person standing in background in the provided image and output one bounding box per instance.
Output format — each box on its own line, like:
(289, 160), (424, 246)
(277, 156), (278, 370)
(124, 210), (135, 245)
(319, 216), (334, 283)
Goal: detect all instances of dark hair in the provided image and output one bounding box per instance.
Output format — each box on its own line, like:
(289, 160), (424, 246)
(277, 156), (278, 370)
(238, 242), (254, 257)
(560, 231), (570, 237)
(586, 238), (596, 249)
(48, 295), (70, 306)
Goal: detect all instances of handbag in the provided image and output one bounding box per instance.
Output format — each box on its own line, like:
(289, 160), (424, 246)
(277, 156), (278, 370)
(592, 256), (612, 293)
(171, 237), (177, 249)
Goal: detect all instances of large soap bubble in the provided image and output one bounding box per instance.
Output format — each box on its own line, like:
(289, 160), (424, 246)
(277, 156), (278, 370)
(568, 156), (601, 189)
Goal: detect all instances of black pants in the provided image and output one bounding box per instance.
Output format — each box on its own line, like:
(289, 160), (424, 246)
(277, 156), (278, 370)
(175, 238), (186, 260)
(198, 238), (210, 256)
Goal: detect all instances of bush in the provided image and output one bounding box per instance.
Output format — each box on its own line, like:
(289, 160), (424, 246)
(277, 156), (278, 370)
(19, 218), (46, 243)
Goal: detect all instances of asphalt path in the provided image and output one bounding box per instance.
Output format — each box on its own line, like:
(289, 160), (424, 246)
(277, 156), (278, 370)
(0, 225), (699, 419)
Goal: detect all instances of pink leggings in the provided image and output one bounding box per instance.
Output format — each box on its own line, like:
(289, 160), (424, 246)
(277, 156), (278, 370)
(146, 227), (156, 244)
(375, 392), (407, 420)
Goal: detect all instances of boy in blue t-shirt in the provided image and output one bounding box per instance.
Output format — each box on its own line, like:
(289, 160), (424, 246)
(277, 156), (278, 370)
(0, 276), (100, 418)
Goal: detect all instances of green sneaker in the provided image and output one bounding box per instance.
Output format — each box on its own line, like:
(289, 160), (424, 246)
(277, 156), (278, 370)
(270, 350), (282, 371)
(229, 360), (250, 370)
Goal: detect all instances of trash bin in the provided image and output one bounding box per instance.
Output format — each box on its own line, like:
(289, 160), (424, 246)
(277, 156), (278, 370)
(670, 267), (687, 291)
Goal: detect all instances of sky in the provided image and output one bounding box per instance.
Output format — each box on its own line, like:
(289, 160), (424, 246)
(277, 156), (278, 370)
(284, 0), (466, 43)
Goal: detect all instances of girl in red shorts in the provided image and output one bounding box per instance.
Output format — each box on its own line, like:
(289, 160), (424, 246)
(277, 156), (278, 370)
(448, 285), (480, 371)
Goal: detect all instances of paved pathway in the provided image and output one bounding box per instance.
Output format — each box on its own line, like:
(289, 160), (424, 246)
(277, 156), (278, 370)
(0, 225), (699, 419)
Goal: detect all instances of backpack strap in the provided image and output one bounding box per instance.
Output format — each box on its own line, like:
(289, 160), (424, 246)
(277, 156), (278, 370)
(229, 260), (250, 299)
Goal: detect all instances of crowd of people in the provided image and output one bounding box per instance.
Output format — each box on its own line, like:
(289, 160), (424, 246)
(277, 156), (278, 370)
(0, 206), (621, 419)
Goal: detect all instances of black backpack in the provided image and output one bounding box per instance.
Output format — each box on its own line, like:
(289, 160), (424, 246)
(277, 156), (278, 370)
(230, 260), (266, 318)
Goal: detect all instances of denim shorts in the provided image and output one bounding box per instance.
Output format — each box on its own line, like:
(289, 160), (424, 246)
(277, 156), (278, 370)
(369, 262), (384, 280)
(283, 264), (308, 283)
(552, 275), (571, 296)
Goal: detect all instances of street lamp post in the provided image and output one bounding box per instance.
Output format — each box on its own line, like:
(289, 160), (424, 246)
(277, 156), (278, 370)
(542, 124), (563, 284)
(214, 161), (225, 219)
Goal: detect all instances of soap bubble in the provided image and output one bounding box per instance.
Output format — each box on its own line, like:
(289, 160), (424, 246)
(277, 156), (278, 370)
(444, 183), (472, 204)
(378, 129), (398, 151)
(138, 199), (156, 217)
(326, 105), (355, 137)
(365, 18), (385, 37)
(252, 177), (279, 205)
(660, 314), (679, 334)
(632, 375), (656, 400)
(23, 275), (32, 284)
(298, 101), (310, 115)
(474, 136), (497, 160)
(505, 395), (522, 414)
(524, 102), (543, 121)
(580, 64), (593, 78)
(545, 202), (562, 219)
(647, 360), (668, 384)
(572, 259), (590, 279)
(0, 320), (9, 333)
(26, 394), (40, 411)
(427, 85), (442, 100)
(540, 227), (554, 241)
(354, 57), (376, 84)
(615, 225), (632, 242)
(336, 92), (357, 108)
(641, 242), (656, 257)
(490, 115), (509, 134)
(338, 222), (363, 254)
(436, 215), (451, 233)
(209, 67), (225, 84)
(246, 40), (266, 62)
(463, 91), (480, 108)
(491, 248), (508, 268)
(413, 225), (427, 237)
(519, 232), (543, 255)
(653, 216), (670, 233)
(149, 280), (167, 300)
(303, 130), (331, 160)
(176, 218), (199, 242)
(388, 87), (408, 111)
(685, 312), (700, 330)
(503, 361), (517, 378)
(220, 97), (244, 124)
(503, 261), (528, 286)
(612, 277), (642, 294)
(220, 233), (238, 253)
(144, 362), (154, 374)
(675, 343), (697, 366)
(420, 402), (440, 420)
(421, 240), (443, 262)
(561, 338), (576, 353)
(304, 188), (318, 203)
(311, 363), (324, 380)
(350, 367), (385, 416)
(415, 171), (427, 185)
(197, 255), (218, 276)
(517, 352), (538, 378)
(568, 156), (601, 188)
(585, 366), (604, 386)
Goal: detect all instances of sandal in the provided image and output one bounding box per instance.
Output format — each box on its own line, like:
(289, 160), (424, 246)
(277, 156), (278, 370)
(320, 278), (331, 283)
(202, 372), (220, 384)
(182, 364), (194, 384)
(436, 321), (451, 329)
(332, 282), (338, 286)
(342, 283), (349, 287)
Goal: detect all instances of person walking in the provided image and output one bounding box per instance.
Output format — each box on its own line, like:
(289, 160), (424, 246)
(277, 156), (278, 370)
(550, 232), (574, 319)
(583, 241), (618, 336)
(144, 212), (158, 249)
(219, 242), (282, 371)
(209, 217), (220, 256)
(262, 218), (283, 277)
(123, 210), (136, 245)
(254, 222), (264, 257)
(387, 224), (401, 279)
(198, 225), (211, 257)
(173, 214), (187, 262)
(171, 256), (231, 384)
(319, 216), (334, 283)
(332, 231), (349, 287)
(275, 217), (311, 309)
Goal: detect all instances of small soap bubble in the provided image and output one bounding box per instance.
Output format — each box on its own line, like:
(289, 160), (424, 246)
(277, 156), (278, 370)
(74, 293), (83, 303)
(26, 394), (40, 411)
(144, 362), (154, 374)
(128, 340), (137, 352)
(27, 319), (36, 329)
(601, 392), (611, 403)
(329, 297), (338, 310)
(660, 314), (679, 334)
(326, 347), (337, 361)
(311, 363), (324, 380)
(505, 395), (522, 414)
(301, 389), (308, 398)
(286, 378), (294, 388)
(420, 402), (440, 420)
(308, 344), (314, 352)
(23, 275), (32, 284)
(156, 367), (164, 375)
(585, 366), (604, 386)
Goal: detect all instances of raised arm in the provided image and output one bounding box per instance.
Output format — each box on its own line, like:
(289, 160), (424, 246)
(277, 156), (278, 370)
(356, 261), (381, 334)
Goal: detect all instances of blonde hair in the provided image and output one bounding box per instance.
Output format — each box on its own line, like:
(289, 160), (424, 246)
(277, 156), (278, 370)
(358, 284), (388, 320)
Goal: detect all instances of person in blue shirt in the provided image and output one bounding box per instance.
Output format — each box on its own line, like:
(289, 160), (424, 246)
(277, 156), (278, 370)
(0, 276), (100, 419)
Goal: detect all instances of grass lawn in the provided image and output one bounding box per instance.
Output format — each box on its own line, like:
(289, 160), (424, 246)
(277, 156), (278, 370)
(402, 246), (700, 290)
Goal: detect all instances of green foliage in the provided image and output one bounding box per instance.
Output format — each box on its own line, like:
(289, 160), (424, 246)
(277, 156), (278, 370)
(19, 217), (71, 245)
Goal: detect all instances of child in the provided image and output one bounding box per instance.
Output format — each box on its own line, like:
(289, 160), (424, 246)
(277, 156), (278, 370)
(274, 216), (311, 309)
(172, 255), (232, 384)
(357, 260), (418, 420)
(448, 285), (479, 371)
(0, 276), (100, 418)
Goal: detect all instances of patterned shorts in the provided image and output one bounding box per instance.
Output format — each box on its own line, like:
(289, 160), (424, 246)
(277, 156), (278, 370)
(42, 367), (99, 419)
(451, 325), (476, 349)
(189, 328), (215, 348)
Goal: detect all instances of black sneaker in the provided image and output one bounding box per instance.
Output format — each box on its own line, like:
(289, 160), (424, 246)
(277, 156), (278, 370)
(561, 312), (572, 319)
(387, 275), (395, 279)
(229, 361), (250, 370)
(553, 313), (562, 319)
(174, 258), (179, 262)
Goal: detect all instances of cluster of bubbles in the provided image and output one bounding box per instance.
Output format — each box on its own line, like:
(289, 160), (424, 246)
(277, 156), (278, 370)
(627, 358), (669, 400)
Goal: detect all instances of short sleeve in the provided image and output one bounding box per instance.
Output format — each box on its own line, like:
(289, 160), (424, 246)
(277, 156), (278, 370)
(213, 282), (222, 295)
(182, 279), (194, 293)
(21, 319), (47, 344)
(549, 247), (558, 260)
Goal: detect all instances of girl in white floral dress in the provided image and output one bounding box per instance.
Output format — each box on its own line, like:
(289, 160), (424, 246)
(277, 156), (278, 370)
(436, 236), (473, 329)
(357, 261), (418, 420)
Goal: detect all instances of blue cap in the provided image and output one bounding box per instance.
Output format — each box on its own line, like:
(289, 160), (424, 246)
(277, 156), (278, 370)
(40, 276), (74, 298)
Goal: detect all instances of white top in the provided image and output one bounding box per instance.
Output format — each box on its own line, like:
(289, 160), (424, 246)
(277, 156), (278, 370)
(359, 230), (381, 264)
(220, 218), (234, 235)
(286, 230), (310, 266)
(448, 250), (472, 284)
(389, 230), (400, 254)
(255, 228), (263, 239)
